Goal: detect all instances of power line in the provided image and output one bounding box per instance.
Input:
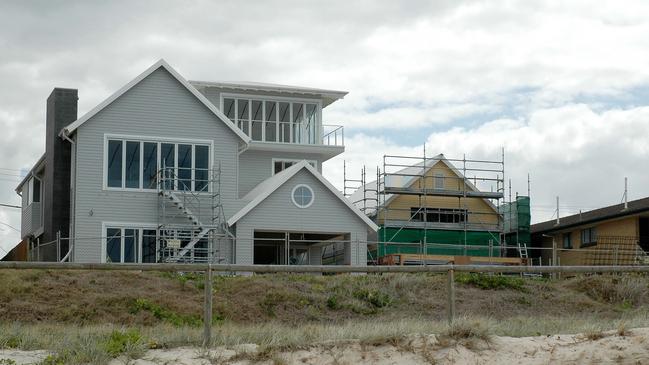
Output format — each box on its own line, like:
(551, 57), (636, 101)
(0, 203), (21, 209)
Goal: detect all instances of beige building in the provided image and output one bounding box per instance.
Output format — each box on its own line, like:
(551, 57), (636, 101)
(531, 197), (649, 265)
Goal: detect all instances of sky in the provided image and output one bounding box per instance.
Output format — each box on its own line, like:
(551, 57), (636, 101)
(2, 1), (649, 252)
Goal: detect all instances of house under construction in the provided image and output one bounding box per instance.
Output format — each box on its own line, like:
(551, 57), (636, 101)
(346, 151), (530, 265)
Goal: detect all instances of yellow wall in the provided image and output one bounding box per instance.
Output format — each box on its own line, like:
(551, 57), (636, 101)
(378, 161), (499, 225)
(541, 216), (640, 265)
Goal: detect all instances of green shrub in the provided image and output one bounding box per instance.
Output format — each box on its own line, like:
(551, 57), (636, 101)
(129, 298), (202, 327)
(456, 273), (526, 291)
(353, 289), (392, 308)
(0, 359), (17, 365)
(102, 329), (142, 357)
(326, 295), (340, 310)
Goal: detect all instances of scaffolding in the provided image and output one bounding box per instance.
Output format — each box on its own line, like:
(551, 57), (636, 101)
(345, 148), (509, 264)
(157, 162), (234, 263)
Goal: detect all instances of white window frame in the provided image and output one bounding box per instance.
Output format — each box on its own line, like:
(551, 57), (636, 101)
(220, 93), (322, 144)
(271, 158), (317, 175)
(103, 134), (213, 193)
(101, 222), (158, 263)
(291, 184), (315, 209)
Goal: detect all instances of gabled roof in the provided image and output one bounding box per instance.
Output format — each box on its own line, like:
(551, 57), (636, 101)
(531, 197), (649, 234)
(349, 154), (498, 215)
(189, 80), (348, 107)
(227, 161), (379, 231)
(60, 59), (251, 144)
(15, 153), (46, 192)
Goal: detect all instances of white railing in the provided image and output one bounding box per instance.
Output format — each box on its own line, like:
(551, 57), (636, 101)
(322, 124), (344, 146)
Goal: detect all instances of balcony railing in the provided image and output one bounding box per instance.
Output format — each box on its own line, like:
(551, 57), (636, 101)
(241, 121), (345, 147)
(322, 124), (344, 146)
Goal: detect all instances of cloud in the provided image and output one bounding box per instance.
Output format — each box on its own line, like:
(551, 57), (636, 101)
(3, 1), (649, 249)
(324, 103), (649, 223)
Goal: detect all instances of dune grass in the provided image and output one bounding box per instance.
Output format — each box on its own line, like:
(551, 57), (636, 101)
(3, 311), (649, 364)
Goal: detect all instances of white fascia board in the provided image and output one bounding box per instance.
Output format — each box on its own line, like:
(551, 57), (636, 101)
(227, 161), (379, 231)
(60, 59), (251, 145)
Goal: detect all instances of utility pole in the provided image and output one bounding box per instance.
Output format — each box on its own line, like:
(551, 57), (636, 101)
(556, 196), (560, 225)
(624, 177), (628, 209)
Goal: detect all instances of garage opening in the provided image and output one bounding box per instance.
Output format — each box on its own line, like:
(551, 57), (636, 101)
(253, 231), (350, 265)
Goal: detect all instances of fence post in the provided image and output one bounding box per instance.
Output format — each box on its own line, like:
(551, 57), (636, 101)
(203, 263), (213, 347)
(551, 238), (557, 280)
(56, 231), (61, 262)
(447, 268), (455, 325)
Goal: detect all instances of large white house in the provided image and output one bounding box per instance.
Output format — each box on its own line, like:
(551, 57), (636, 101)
(16, 59), (377, 265)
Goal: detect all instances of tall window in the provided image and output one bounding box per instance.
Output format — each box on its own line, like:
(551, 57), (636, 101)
(222, 96), (320, 144)
(105, 227), (158, 263)
(563, 233), (572, 249)
(107, 140), (123, 188)
(27, 177), (41, 204)
(106, 138), (209, 192)
(434, 172), (445, 189)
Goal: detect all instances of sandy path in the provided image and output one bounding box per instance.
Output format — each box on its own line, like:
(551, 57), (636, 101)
(3, 328), (649, 364)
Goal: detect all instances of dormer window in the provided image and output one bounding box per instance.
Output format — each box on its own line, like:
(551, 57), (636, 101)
(222, 94), (320, 144)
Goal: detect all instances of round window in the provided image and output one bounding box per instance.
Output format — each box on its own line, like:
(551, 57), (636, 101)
(292, 184), (314, 208)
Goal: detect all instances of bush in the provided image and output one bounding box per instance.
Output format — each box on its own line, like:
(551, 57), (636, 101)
(456, 273), (526, 291)
(326, 295), (341, 310)
(129, 298), (202, 327)
(353, 288), (392, 308)
(103, 329), (143, 357)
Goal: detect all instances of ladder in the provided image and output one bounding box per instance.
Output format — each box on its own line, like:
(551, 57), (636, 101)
(517, 241), (529, 260)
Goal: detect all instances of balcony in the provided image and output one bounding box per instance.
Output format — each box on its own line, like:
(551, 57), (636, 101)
(21, 202), (42, 239)
(322, 124), (344, 146)
(245, 123), (345, 160)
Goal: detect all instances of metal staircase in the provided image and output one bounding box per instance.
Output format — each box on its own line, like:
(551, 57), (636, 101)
(157, 162), (233, 263)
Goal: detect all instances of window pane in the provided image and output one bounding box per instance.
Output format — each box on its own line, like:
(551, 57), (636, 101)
(124, 229), (137, 263)
(107, 140), (123, 188)
(274, 161), (282, 174)
(279, 102), (290, 142)
(265, 101), (277, 142)
(178, 144), (192, 191)
(223, 98), (235, 119)
(195, 145), (209, 192)
(32, 178), (41, 203)
(106, 228), (121, 263)
(306, 104), (317, 144)
(142, 229), (157, 263)
(251, 100), (263, 141)
(142, 142), (158, 189)
(292, 103), (304, 142)
(161, 143), (175, 190)
(238, 99), (250, 135)
(125, 141), (140, 188)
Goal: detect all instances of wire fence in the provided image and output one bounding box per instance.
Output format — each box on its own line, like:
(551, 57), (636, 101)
(2, 261), (649, 347)
(24, 233), (649, 267)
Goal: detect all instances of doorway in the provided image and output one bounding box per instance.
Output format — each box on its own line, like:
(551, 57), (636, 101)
(253, 231), (347, 265)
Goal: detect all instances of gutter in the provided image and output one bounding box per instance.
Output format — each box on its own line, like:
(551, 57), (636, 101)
(531, 206), (649, 235)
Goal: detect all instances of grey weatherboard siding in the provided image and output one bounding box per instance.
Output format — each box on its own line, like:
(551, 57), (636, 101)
(234, 169), (368, 266)
(238, 150), (323, 197)
(73, 67), (243, 263)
